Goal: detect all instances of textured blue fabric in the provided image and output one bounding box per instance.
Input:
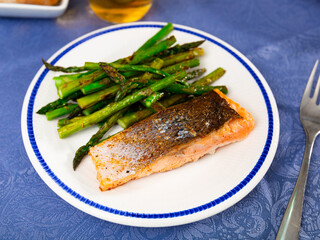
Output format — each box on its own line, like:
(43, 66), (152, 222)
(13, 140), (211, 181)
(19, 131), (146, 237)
(1, 0), (320, 239)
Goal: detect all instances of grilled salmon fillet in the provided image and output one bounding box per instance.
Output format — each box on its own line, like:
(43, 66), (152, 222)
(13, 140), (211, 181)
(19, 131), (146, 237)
(89, 90), (254, 191)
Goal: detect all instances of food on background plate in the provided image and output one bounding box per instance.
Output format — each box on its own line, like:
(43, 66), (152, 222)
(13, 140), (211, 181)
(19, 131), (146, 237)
(90, 90), (254, 191)
(37, 23), (254, 191)
(0, 0), (60, 5)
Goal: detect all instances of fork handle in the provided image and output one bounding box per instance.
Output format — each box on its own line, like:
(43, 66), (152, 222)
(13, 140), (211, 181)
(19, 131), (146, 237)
(276, 131), (316, 240)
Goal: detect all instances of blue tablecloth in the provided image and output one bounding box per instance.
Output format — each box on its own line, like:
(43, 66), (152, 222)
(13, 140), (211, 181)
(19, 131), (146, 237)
(1, 0), (320, 239)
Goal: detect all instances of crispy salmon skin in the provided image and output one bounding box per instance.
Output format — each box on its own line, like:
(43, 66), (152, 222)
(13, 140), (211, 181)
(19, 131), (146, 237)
(89, 90), (254, 191)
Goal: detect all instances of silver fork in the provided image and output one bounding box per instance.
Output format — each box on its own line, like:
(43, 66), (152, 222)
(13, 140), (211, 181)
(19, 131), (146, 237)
(276, 60), (320, 240)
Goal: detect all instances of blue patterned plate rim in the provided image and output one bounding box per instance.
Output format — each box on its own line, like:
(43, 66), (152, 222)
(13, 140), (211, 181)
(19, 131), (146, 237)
(23, 22), (278, 224)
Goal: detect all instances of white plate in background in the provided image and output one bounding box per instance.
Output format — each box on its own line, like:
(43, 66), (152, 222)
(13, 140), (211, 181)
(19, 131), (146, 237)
(0, 0), (68, 18)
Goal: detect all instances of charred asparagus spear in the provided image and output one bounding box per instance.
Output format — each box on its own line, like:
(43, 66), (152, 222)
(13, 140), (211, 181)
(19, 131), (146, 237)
(117, 68), (226, 128)
(58, 71), (187, 138)
(37, 91), (83, 114)
(72, 109), (127, 170)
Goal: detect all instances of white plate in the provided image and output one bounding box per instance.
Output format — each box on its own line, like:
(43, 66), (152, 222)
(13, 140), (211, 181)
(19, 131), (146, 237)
(21, 22), (279, 227)
(0, 0), (68, 18)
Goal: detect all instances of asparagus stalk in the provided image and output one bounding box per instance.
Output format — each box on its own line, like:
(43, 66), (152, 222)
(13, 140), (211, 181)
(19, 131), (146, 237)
(138, 59), (165, 106)
(38, 100), (68, 115)
(114, 81), (144, 102)
(159, 58), (200, 76)
(99, 62), (126, 84)
(81, 45), (203, 86)
(193, 67), (226, 86)
(166, 85), (228, 95)
(115, 68), (204, 107)
(58, 116), (85, 127)
(53, 70), (100, 93)
(140, 58), (164, 81)
(163, 68), (227, 94)
(55, 35), (176, 99)
(159, 94), (187, 108)
(117, 67), (226, 128)
(82, 99), (113, 116)
(82, 63), (159, 79)
(115, 58), (164, 101)
(153, 40), (205, 59)
(45, 104), (78, 121)
(114, 59), (201, 101)
(57, 69), (107, 99)
(80, 78), (113, 95)
(117, 95), (183, 129)
(72, 109), (127, 170)
(72, 62), (168, 78)
(85, 48), (203, 77)
(67, 105), (83, 119)
(129, 36), (177, 65)
(117, 23), (174, 64)
(43, 24), (173, 73)
(146, 79), (227, 95)
(37, 91), (83, 114)
(53, 71), (91, 84)
(42, 59), (89, 73)
(119, 40), (205, 65)
(43, 23), (175, 75)
(58, 71), (186, 138)
(83, 61), (100, 70)
(136, 23), (174, 52)
(142, 92), (165, 108)
(117, 108), (155, 129)
(182, 68), (206, 82)
(77, 85), (121, 109)
(80, 60), (170, 95)
(161, 48), (204, 67)
(111, 63), (169, 77)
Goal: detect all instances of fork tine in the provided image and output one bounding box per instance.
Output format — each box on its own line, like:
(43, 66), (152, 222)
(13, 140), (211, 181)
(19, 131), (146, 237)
(301, 60), (318, 106)
(311, 73), (320, 103)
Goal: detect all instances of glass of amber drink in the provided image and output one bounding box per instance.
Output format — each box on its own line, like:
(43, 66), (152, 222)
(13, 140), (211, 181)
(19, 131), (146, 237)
(89, 0), (153, 23)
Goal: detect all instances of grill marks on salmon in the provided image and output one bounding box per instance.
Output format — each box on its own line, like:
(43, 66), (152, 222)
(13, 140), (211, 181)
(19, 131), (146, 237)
(89, 90), (254, 191)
